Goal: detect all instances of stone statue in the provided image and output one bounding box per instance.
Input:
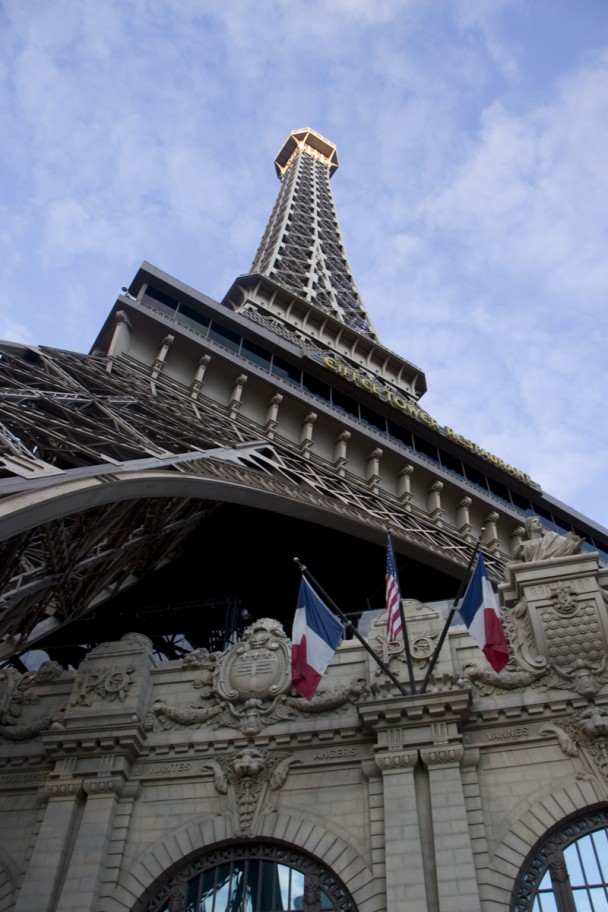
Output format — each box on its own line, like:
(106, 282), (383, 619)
(512, 516), (583, 562)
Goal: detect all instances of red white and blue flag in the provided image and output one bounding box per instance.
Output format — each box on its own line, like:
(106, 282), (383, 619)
(292, 576), (344, 700)
(386, 536), (402, 642)
(458, 553), (509, 672)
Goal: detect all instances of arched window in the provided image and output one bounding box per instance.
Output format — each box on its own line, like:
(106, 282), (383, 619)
(143, 842), (358, 912)
(512, 807), (608, 911)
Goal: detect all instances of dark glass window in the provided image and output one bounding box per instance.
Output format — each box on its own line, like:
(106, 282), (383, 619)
(512, 491), (531, 511)
(144, 843), (356, 912)
(360, 404), (386, 433)
(387, 420), (413, 448)
(271, 355), (301, 384)
(332, 388), (359, 418)
(209, 322), (240, 352)
(488, 477), (510, 502)
(440, 451), (464, 477)
(241, 338), (272, 370)
(178, 303), (210, 333)
(533, 504), (553, 521)
(302, 372), (331, 401)
(144, 285), (180, 310)
(465, 465), (488, 490)
(414, 435), (439, 463)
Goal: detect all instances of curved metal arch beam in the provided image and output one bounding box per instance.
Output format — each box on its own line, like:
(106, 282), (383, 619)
(0, 466), (464, 578)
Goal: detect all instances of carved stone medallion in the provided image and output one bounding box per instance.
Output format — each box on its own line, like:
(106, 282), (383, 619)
(215, 618), (291, 703)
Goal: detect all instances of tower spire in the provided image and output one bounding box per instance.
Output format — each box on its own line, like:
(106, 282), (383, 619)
(250, 128), (377, 339)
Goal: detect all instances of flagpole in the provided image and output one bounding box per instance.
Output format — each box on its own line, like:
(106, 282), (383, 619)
(389, 533), (417, 695)
(419, 532), (484, 695)
(294, 558), (410, 699)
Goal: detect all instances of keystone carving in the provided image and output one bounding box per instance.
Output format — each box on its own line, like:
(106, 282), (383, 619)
(202, 747), (298, 835)
(145, 618), (368, 735)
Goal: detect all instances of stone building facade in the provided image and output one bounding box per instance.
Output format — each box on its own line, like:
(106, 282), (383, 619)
(0, 549), (607, 911)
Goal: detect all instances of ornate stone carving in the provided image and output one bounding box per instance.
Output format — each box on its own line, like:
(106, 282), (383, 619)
(553, 658), (607, 698)
(541, 705), (608, 780)
(0, 662), (65, 741)
(145, 619), (367, 735)
(71, 666), (134, 706)
(549, 581), (578, 616)
(202, 747), (297, 835)
(511, 516), (583, 562)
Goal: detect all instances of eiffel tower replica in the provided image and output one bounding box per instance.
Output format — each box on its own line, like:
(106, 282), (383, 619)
(0, 127), (606, 669)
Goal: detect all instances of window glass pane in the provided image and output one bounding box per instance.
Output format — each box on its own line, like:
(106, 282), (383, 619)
(533, 895), (558, 912)
(360, 404), (386, 433)
(302, 372), (330, 401)
(565, 839), (587, 885)
(592, 830), (608, 880)
(209, 322), (241, 352)
(241, 338), (271, 370)
(414, 435), (439, 463)
(178, 303), (210, 333)
(586, 887), (608, 911)
(387, 420), (413, 448)
(332, 388), (358, 417)
(271, 355), (301, 384)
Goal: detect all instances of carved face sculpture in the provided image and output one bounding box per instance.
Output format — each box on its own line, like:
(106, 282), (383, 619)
(525, 517), (544, 539)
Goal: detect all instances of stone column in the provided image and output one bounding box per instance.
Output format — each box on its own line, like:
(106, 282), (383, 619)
(190, 354), (211, 400)
(229, 374), (248, 419)
(366, 448), (382, 492)
(375, 745), (428, 912)
(14, 776), (84, 912)
(456, 497), (472, 538)
(54, 776), (125, 912)
(397, 463), (414, 509)
(333, 431), (350, 476)
(150, 333), (174, 381)
(484, 512), (500, 553)
(106, 311), (132, 360)
(264, 393), (283, 438)
(299, 412), (317, 458)
(427, 481), (443, 526)
(420, 746), (481, 912)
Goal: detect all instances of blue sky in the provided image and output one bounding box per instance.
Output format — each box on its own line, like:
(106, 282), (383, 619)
(1, 0), (607, 528)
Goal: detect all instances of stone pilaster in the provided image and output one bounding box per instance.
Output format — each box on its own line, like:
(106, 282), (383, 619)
(420, 746), (481, 912)
(374, 745), (428, 911)
(14, 777), (84, 912)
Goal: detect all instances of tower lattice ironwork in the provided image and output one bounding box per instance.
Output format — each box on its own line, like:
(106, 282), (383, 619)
(250, 128), (376, 339)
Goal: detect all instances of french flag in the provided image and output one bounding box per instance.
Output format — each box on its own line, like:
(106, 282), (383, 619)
(458, 553), (509, 673)
(292, 576), (344, 700)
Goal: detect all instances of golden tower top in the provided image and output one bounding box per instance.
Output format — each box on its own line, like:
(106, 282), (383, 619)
(274, 128), (339, 178)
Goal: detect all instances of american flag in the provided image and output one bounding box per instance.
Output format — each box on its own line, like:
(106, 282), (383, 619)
(386, 536), (402, 642)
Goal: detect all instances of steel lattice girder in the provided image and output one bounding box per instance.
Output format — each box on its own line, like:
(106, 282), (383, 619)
(0, 344), (505, 657)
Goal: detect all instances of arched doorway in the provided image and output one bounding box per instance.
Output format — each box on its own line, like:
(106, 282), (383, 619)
(142, 842), (358, 912)
(512, 806), (608, 911)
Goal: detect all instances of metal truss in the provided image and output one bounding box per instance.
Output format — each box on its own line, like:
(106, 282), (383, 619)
(0, 344), (506, 656)
(250, 137), (376, 338)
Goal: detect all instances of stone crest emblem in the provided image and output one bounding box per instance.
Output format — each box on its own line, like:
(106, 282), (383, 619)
(215, 617), (291, 703)
(145, 617), (366, 735)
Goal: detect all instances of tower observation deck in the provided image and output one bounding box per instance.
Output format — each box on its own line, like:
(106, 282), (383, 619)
(250, 128), (377, 339)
